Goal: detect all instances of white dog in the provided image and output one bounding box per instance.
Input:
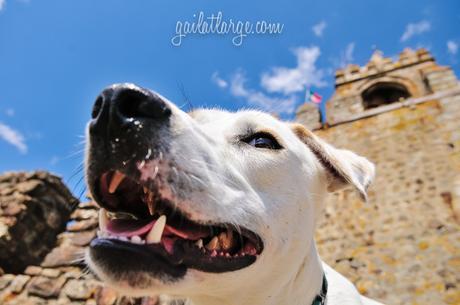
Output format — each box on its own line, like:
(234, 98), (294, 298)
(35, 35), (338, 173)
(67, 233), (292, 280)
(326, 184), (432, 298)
(85, 83), (384, 305)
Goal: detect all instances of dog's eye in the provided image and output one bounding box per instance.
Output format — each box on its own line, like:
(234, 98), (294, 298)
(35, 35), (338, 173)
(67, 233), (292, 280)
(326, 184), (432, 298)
(242, 133), (282, 150)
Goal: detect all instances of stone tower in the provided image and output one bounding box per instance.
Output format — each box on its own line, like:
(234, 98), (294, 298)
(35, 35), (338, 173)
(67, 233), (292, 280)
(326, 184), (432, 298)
(295, 48), (460, 305)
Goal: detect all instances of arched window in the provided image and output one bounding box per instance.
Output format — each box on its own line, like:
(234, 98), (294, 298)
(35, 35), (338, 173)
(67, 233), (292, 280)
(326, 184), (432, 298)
(362, 82), (411, 109)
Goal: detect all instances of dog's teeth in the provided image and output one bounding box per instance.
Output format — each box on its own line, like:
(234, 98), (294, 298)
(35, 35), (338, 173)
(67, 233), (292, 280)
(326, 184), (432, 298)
(218, 230), (235, 250)
(131, 235), (143, 244)
(109, 171), (125, 193)
(206, 236), (220, 251)
(146, 191), (155, 216)
(195, 239), (203, 248)
(143, 186), (149, 194)
(146, 215), (166, 243)
(98, 209), (108, 231)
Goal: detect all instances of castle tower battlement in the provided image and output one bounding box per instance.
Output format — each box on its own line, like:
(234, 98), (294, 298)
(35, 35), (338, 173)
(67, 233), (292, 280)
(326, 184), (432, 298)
(296, 48), (460, 129)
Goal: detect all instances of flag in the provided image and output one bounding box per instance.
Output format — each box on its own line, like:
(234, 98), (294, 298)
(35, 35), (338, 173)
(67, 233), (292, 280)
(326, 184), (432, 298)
(305, 89), (323, 104)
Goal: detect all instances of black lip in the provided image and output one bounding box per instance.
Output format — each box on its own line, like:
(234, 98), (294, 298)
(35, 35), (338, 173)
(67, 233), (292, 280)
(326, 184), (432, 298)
(90, 238), (186, 280)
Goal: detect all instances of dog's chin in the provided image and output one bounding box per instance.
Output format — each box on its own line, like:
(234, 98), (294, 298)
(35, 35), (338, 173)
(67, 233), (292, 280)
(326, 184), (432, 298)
(86, 251), (170, 296)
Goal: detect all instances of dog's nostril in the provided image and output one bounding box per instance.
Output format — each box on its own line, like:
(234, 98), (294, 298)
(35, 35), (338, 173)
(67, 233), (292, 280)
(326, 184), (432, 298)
(116, 88), (171, 120)
(91, 96), (104, 119)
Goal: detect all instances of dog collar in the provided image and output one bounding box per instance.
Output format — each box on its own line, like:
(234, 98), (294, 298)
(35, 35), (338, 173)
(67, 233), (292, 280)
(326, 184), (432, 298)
(312, 275), (328, 305)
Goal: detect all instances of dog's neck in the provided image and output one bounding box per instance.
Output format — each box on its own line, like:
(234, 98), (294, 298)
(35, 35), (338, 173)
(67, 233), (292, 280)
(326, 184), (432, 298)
(187, 242), (324, 305)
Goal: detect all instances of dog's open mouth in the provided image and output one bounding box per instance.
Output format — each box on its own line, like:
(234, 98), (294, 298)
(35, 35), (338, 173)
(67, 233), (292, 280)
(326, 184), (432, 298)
(89, 170), (263, 275)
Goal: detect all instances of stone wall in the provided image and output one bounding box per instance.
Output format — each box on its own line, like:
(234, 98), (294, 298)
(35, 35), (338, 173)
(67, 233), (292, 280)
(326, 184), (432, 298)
(0, 172), (78, 274)
(295, 102), (322, 130)
(314, 88), (460, 305)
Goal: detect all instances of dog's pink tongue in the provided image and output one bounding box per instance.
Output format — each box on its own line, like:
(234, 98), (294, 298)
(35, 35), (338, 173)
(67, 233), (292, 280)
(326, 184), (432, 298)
(106, 218), (208, 240)
(106, 219), (154, 237)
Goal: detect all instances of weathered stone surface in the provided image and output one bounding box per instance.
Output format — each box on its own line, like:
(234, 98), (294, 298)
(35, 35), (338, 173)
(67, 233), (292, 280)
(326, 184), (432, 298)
(0, 172), (78, 274)
(63, 279), (96, 300)
(41, 245), (85, 268)
(24, 266), (42, 276)
(9, 275), (30, 293)
(294, 48), (460, 305)
(94, 287), (118, 305)
(58, 230), (97, 247)
(66, 219), (98, 232)
(27, 276), (67, 298)
(296, 102), (322, 130)
(71, 209), (98, 221)
(312, 90), (460, 304)
(0, 274), (15, 290)
(41, 269), (61, 278)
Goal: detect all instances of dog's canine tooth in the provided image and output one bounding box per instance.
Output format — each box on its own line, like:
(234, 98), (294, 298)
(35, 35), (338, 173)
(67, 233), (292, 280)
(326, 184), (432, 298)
(146, 215), (166, 243)
(99, 209), (109, 231)
(206, 236), (220, 251)
(109, 171), (125, 193)
(143, 186), (149, 194)
(195, 239), (204, 248)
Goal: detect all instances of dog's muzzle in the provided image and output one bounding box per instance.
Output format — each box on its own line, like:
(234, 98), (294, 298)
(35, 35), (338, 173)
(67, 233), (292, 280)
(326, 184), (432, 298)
(86, 84), (263, 282)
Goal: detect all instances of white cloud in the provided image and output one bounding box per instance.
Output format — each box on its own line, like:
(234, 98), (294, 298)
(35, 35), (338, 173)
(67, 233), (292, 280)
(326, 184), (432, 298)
(49, 156), (59, 166)
(338, 42), (355, 68)
(400, 20), (431, 42)
(312, 21), (327, 37)
(5, 108), (15, 117)
(211, 72), (228, 88)
(211, 45), (327, 115)
(0, 0), (5, 11)
(260, 46), (326, 95)
(0, 121), (27, 154)
(447, 40), (458, 55)
(229, 71), (297, 115)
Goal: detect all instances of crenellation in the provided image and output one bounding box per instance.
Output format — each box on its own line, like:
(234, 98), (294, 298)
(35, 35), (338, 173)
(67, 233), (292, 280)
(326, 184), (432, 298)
(299, 48), (459, 126)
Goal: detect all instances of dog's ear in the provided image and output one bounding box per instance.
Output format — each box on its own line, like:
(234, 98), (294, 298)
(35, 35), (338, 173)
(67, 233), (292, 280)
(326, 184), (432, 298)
(291, 124), (375, 201)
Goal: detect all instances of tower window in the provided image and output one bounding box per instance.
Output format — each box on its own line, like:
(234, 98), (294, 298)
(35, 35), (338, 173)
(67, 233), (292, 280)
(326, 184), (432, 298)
(362, 82), (410, 109)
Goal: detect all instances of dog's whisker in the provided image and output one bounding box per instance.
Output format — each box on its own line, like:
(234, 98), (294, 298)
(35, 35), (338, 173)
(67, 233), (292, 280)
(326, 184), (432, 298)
(63, 148), (86, 160)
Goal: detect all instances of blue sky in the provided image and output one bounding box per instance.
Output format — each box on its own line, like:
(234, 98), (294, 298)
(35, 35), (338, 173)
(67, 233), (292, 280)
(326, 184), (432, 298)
(0, 0), (459, 196)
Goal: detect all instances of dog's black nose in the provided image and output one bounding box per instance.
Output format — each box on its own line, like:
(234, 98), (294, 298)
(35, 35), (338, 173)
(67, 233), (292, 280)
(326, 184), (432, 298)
(90, 83), (172, 136)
